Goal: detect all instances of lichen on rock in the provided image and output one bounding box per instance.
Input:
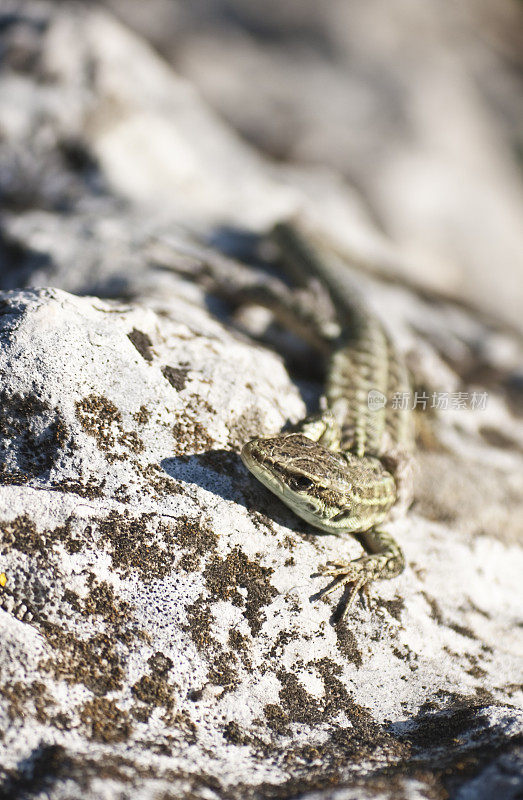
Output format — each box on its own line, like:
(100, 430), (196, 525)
(0, 3), (522, 800)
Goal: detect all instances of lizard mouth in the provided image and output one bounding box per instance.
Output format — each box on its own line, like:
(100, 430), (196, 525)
(241, 441), (285, 492)
(240, 440), (262, 469)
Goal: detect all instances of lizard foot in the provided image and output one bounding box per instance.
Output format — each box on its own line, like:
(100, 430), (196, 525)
(317, 559), (374, 618)
(316, 530), (405, 619)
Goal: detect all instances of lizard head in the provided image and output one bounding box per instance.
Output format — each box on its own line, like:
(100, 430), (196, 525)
(241, 432), (396, 534)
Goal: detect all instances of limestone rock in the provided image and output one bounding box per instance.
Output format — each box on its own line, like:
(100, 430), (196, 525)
(0, 3), (522, 800)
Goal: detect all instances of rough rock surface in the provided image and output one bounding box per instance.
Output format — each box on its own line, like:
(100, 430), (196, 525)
(0, 4), (522, 800)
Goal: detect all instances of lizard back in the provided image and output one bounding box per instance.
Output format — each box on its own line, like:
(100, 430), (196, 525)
(271, 222), (413, 461)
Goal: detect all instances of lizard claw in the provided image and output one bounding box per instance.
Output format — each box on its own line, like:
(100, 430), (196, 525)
(316, 559), (372, 619)
(316, 574), (367, 619)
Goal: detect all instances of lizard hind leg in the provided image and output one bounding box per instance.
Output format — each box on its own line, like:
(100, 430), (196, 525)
(317, 529), (405, 619)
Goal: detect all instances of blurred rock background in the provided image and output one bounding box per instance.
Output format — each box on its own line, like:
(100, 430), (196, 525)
(104, 0), (523, 330)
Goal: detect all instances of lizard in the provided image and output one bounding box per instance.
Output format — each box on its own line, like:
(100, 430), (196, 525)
(241, 221), (414, 619)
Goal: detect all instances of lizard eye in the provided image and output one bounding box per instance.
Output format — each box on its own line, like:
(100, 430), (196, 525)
(293, 475), (315, 492)
(331, 510), (352, 523)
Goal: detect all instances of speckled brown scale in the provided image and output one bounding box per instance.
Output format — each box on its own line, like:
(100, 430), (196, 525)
(242, 222), (414, 618)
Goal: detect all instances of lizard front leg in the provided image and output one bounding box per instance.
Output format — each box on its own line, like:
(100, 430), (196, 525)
(288, 411), (341, 451)
(318, 529), (405, 618)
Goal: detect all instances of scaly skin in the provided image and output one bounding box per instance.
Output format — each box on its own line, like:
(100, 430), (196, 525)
(241, 222), (414, 618)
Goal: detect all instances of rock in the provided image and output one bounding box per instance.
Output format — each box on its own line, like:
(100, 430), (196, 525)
(0, 286), (521, 800)
(0, 4), (522, 800)
(145, 0), (523, 333)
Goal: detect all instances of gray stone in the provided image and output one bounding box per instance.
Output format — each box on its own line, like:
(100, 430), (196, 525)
(0, 3), (522, 800)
